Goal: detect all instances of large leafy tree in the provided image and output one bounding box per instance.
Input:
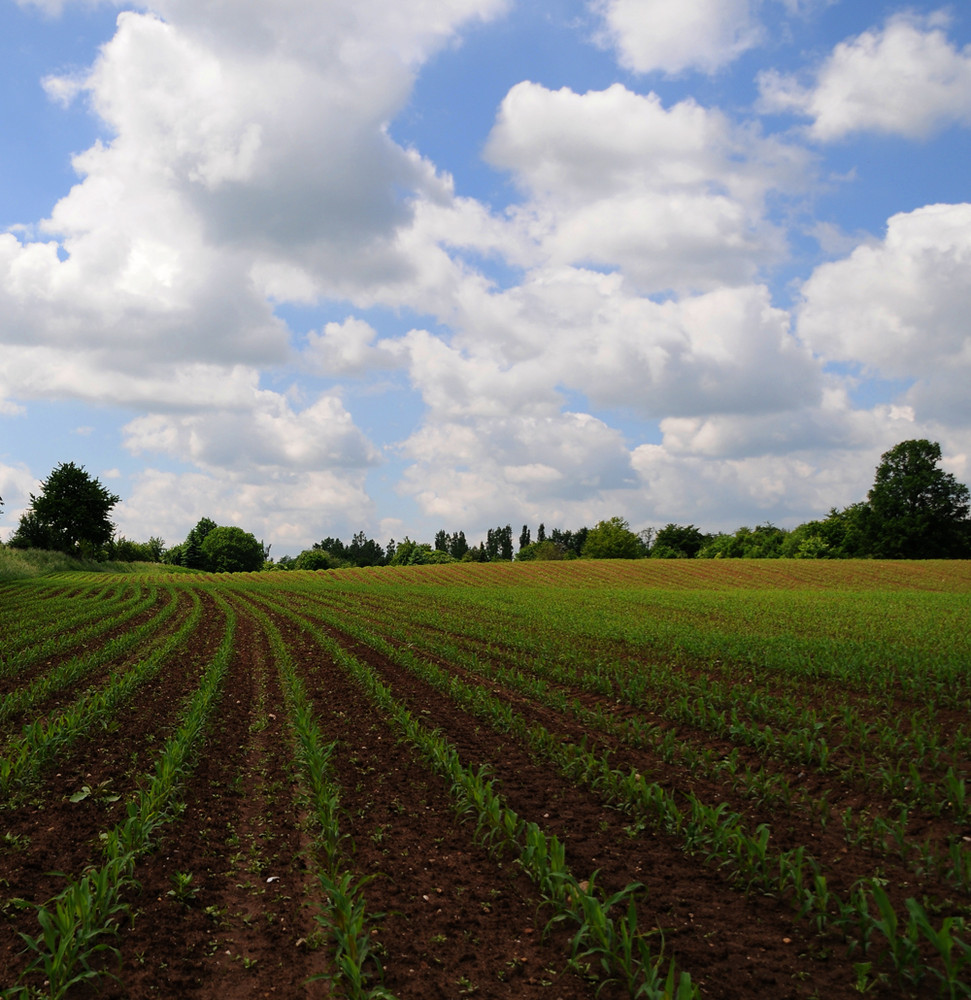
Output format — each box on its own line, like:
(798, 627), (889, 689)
(865, 439), (971, 558)
(653, 523), (707, 558)
(582, 516), (645, 559)
(200, 525), (265, 572)
(10, 462), (119, 557)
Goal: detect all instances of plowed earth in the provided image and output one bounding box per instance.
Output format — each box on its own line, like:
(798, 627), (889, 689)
(1, 570), (968, 1000)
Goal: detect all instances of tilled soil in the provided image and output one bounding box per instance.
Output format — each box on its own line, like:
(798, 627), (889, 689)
(1, 577), (967, 1000)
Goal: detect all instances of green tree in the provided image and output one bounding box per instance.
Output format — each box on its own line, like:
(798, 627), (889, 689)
(516, 539), (563, 561)
(314, 536), (349, 565)
(448, 530), (469, 560)
(652, 523), (707, 558)
(111, 537), (155, 562)
(294, 548), (339, 570)
(582, 517), (644, 559)
(548, 526), (587, 558)
(499, 524), (514, 561)
(10, 462), (119, 557)
(389, 537), (455, 565)
(780, 507), (869, 558)
(164, 542), (185, 566)
(485, 525), (514, 561)
(181, 517), (218, 569)
(698, 523), (785, 559)
(864, 439), (971, 558)
(347, 531), (385, 567)
(200, 525), (265, 573)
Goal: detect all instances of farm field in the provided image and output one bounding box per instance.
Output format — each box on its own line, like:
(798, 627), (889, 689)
(1, 560), (970, 999)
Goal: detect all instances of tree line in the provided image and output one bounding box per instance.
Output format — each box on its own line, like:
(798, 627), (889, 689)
(2, 439), (969, 571)
(1, 463), (266, 573)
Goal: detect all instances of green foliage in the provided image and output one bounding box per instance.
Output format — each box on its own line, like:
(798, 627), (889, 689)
(390, 537), (455, 565)
(314, 532), (385, 567)
(582, 517), (646, 559)
(485, 525), (514, 561)
(200, 525), (264, 573)
(516, 540), (565, 561)
(294, 548), (343, 571)
(110, 537), (158, 563)
(549, 526), (588, 558)
(314, 536), (349, 563)
(347, 531), (385, 567)
(163, 542), (184, 566)
(652, 523), (708, 559)
(179, 518), (217, 570)
(435, 529), (469, 559)
(865, 439), (971, 558)
(699, 523), (785, 559)
(9, 463), (119, 558)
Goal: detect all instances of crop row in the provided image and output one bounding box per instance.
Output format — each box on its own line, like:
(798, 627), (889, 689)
(242, 585), (697, 999)
(275, 581), (971, 830)
(257, 584), (971, 997)
(3, 596), (235, 999)
(3, 563), (970, 999)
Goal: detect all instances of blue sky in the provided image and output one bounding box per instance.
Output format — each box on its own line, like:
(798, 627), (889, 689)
(1, 0), (970, 556)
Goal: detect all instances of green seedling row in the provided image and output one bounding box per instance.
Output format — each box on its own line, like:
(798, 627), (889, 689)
(243, 587), (698, 1000)
(4, 561), (970, 998)
(273, 587), (971, 997)
(0, 584), (178, 729)
(235, 594), (394, 1000)
(315, 584), (971, 823)
(0, 589), (202, 798)
(0, 582), (147, 677)
(2, 595), (236, 999)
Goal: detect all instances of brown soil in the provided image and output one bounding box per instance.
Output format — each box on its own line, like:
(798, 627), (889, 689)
(1, 578), (966, 1000)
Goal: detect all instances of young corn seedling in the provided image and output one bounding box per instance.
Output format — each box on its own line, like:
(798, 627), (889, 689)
(903, 898), (971, 999)
(311, 871), (393, 1000)
(13, 858), (133, 1000)
(167, 871), (197, 907)
(866, 883), (923, 989)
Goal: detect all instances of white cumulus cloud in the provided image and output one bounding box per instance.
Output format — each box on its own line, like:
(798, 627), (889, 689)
(758, 11), (971, 140)
(593, 0), (762, 75)
(798, 202), (971, 424)
(484, 82), (806, 295)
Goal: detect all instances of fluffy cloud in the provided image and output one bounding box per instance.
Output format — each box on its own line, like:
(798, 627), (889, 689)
(122, 390), (381, 472)
(0, 346), (267, 411)
(484, 82), (805, 294)
(407, 272), (821, 422)
(302, 317), (404, 377)
(0, 0), (508, 532)
(2, 1), (511, 381)
(397, 409), (636, 527)
(6, 0), (968, 553)
(0, 462), (39, 540)
(758, 12), (971, 140)
(798, 203), (971, 424)
(593, 0), (762, 75)
(390, 276), (826, 528)
(115, 466), (376, 553)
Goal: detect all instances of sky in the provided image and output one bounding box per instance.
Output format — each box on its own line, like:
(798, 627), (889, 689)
(1, 0), (970, 557)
